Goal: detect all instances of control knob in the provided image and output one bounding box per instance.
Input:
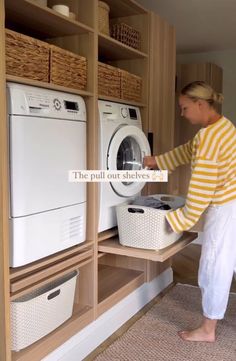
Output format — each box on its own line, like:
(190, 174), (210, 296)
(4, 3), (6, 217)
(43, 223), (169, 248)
(121, 107), (128, 118)
(53, 98), (61, 110)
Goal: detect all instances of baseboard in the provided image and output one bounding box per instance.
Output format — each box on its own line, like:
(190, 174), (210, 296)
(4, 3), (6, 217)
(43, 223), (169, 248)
(42, 267), (173, 361)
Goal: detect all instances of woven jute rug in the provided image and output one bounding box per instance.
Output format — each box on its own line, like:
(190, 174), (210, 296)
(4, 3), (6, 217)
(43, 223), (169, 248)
(94, 284), (236, 361)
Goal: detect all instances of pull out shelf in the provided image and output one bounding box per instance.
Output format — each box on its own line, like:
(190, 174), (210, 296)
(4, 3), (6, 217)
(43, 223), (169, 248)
(98, 232), (198, 262)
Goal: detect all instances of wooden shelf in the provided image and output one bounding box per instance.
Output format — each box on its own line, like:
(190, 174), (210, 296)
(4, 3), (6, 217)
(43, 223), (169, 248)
(98, 232), (198, 262)
(5, 0), (93, 38)
(6, 75), (94, 97)
(12, 304), (93, 361)
(98, 227), (118, 242)
(10, 241), (94, 280)
(10, 254), (93, 300)
(102, 0), (148, 18)
(98, 33), (148, 61)
(97, 264), (144, 315)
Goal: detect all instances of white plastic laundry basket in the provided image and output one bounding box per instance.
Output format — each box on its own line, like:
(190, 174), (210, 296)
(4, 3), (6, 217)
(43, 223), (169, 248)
(116, 194), (185, 250)
(11, 270), (78, 351)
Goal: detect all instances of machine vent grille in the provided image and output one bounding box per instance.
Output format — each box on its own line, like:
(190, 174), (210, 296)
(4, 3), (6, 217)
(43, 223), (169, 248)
(62, 215), (84, 241)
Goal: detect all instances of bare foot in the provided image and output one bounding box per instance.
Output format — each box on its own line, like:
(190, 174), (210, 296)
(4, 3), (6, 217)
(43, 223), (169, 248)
(178, 328), (215, 342)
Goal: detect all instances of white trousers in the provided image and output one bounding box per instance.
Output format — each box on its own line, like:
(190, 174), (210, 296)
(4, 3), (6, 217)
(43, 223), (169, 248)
(198, 200), (236, 319)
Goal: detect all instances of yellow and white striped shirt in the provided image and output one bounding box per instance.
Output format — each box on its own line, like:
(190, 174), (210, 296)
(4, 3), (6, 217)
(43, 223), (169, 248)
(155, 116), (236, 233)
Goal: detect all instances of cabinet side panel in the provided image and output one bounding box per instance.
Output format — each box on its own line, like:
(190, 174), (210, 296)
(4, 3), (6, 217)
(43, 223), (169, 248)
(148, 12), (176, 195)
(0, 1), (11, 360)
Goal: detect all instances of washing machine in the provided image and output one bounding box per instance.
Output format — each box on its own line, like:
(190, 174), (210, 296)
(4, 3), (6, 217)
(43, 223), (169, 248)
(7, 82), (87, 267)
(98, 100), (151, 232)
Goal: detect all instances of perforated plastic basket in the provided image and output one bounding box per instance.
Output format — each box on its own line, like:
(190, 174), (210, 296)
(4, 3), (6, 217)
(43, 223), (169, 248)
(11, 270), (78, 351)
(116, 194), (185, 250)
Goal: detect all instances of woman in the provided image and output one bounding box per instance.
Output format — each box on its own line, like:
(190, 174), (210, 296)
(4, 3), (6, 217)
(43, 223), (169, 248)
(144, 81), (236, 342)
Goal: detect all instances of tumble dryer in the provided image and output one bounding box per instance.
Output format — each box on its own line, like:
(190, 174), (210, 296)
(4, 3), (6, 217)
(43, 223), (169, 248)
(98, 100), (150, 232)
(7, 83), (87, 267)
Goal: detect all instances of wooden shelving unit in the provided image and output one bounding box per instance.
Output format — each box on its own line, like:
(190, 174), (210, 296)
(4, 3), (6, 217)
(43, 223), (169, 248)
(0, 1), (180, 360)
(97, 264), (144, 316)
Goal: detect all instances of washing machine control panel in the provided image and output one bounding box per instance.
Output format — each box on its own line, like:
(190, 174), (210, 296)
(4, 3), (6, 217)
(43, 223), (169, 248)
(120, 107), (138, 120)
(25, 94), (81, 119)
(99, 101), (141, 126)
(25, 93), (80, 114)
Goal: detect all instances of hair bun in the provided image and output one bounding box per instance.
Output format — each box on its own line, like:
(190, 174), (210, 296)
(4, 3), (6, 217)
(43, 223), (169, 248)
(213, 92), (224, 104)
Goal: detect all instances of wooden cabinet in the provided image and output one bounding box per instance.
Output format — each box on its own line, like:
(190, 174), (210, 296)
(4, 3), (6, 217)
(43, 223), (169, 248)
(96, 9), (197, 312)
(0, 2), (197, 360)
(175, 62), (223, 196)
(147, 12), (176, 196)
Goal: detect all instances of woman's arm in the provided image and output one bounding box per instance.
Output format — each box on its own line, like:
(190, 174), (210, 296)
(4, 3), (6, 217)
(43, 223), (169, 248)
(143, 139), (193, 171)
(155, 140), (193, 172)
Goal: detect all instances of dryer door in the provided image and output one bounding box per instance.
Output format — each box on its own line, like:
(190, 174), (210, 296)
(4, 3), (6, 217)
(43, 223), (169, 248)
(107, 125), (151, 197)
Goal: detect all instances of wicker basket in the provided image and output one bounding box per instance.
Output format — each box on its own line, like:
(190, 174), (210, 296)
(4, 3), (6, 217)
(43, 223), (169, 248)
(5, 29), (50, 82)
(98, 1), (110, 35)
(50, 45), (87, 90)
(11, 271), (78, 351)
(120, 69), (142, 102)
(111, 23), (141, 50)
(116, 194), (185, 250)
(98, 62), (120, 98)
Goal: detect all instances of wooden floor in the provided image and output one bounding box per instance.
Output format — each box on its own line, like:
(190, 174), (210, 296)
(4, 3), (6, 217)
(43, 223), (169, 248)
(86, 243), (236, 360)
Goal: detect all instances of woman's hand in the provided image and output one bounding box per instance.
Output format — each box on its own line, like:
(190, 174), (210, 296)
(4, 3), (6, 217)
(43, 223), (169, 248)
(143, 156), (159, 169)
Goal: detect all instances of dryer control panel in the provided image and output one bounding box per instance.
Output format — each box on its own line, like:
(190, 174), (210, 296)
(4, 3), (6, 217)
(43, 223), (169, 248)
(7, 82), (86, 121)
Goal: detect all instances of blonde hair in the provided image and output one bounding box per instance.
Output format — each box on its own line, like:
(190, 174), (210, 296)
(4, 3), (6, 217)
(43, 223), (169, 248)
(181, 81), (224, 109)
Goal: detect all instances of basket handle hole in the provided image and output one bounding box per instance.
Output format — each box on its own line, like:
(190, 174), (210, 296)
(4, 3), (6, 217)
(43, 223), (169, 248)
(128, 208), (144, 214)
(47, 289), (61, 300)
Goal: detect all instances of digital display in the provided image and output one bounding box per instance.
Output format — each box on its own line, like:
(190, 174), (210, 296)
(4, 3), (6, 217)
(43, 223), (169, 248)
(64, 101), (79, 111)
(129, 108), (137, 119)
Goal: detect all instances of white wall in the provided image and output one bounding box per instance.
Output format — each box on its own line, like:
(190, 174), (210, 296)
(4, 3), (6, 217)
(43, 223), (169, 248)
(177, 50), (236, 123)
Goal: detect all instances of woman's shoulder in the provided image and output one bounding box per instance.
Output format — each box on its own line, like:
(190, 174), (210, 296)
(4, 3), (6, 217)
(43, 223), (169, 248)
(194, 116), (236, 160)
(198, 116), (232, 137)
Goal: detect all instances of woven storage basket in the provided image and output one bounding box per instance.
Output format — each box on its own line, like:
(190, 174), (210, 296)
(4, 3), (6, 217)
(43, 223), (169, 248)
(120, 69), (142, 102)
(50, 45), (87, 90)
(5, 29), (50, 82)
(116, 194), (185, 250)
(11, 271), (78, 351)
(98, 62), (120, 98)
(98, 1), (110, 35)
(111, 23), (141, 50)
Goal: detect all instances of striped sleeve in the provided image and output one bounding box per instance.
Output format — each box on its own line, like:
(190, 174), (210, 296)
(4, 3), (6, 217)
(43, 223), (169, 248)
(155, 140), (193, 172)
(166, 157), (218, 232)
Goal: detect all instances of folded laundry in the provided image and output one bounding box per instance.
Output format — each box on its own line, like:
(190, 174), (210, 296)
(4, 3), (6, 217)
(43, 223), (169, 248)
(131, 196), (171, 210)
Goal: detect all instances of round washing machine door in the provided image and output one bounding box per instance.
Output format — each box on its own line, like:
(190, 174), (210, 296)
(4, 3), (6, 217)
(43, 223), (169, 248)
(107, 125), (151, 197)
